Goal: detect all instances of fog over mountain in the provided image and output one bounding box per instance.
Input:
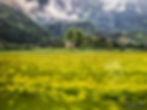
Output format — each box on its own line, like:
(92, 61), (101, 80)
(0, 0), (147, 32)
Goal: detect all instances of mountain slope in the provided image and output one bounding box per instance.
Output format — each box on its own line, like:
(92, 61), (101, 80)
(0, 3), (50, 47)
(1, 0), (146, 32)
(0, 0), (147, 43)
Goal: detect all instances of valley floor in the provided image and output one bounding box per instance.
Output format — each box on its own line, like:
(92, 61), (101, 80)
(0, 49), (147, 110)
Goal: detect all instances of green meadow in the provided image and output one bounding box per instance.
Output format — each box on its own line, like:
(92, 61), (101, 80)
(0, 50), (147, 110)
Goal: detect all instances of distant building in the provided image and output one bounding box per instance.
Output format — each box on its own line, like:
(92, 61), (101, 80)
(65, 41), (75, 49)
(117, 35), (130, 47)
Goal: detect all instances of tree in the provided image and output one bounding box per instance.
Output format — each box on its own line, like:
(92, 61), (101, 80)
(74, 29), (84, 47)
(64, 29), (76, 48)
(64, 29), (84, 48)
(64, 29), (75, 43)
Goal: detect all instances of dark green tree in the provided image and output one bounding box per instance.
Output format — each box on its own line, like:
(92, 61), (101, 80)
(64, 29), (84, 48)
(74, 29), (84, 47)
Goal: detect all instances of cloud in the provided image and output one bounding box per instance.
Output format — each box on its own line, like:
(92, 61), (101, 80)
(102, 0), (139, 12)
(43, 0), (79, 21)
(0, 0), (17, 5)
(0, 0), (144, 22)
(0, 0), (79, 22)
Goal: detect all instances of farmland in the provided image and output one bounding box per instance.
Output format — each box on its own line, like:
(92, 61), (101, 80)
(0, 50), (147, 110)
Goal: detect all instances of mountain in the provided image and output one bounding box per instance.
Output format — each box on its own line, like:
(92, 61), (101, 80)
(0, 0), (147, 43)
(1, 0), (146, 32)
(0, 3), (50, 48)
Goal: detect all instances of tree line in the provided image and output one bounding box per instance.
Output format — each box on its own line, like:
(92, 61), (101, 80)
(63, 29), (147, 50)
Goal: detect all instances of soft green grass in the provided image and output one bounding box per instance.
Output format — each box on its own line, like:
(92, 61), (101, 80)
(0, 48), (145, 54)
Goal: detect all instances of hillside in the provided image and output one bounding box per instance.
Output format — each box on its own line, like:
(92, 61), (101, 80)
(2, 0), (146, 32)
(0, 3), (50, 49)
(0, 1), (146, 49)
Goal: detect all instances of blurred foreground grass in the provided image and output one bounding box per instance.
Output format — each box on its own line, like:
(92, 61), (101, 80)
(0, 50), (147, 110)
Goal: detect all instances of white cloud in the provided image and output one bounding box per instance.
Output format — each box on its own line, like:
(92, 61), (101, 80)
(16, 0), (39, 13)
(0, 0), (143, 22)
(102, 0), (139, 12)
(44, 0), (79, 21)
(9, 0), (79, 22)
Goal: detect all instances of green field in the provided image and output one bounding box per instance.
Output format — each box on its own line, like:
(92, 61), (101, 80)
(0, 50), (147, 110)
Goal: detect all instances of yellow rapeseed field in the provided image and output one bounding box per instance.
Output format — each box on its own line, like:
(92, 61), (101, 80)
(0, 51), (147, 110)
